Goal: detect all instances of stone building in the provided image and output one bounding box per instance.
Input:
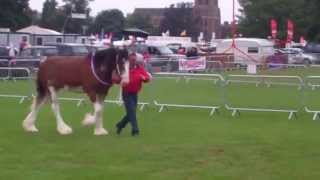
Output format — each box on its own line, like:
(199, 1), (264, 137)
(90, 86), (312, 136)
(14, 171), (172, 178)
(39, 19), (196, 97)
(133, 0), (221, 40)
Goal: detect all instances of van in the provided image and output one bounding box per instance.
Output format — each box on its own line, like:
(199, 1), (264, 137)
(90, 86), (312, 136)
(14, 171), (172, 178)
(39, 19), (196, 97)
(216, 38), (275, 64)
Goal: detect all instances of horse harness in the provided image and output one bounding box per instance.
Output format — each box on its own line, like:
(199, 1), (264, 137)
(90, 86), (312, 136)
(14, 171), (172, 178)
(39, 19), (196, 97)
(90, 52), (121, 86)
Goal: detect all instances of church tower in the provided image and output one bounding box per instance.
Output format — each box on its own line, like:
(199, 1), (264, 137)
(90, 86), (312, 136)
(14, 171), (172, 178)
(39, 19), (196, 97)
(194, 0), (221, 40)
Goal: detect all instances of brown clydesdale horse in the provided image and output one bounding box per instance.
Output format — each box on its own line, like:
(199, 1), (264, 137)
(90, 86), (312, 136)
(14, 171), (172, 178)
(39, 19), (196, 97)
(23, 47), (130, 135)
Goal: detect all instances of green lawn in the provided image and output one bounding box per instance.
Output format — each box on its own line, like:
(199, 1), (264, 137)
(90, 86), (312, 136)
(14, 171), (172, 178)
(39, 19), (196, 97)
(0, 70), (320, 180)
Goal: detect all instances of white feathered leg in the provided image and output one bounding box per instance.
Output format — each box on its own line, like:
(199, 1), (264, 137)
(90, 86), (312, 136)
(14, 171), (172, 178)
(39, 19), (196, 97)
(93, 98), (108, 136)
(49, 86), (73, 135)
(22, 96), (46, 133)
(82, 113), (95, 126)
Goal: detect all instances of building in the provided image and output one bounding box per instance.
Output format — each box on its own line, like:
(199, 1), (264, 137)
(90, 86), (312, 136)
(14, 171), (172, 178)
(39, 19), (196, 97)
(133, 0), (221, 41)
(0, 26), (90, 48)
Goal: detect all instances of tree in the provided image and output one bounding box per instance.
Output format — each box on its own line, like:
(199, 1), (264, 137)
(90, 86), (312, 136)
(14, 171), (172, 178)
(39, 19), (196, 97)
(126, 13), (157, 35)
(160, 3), (201, 40)
(0, 0), (32, 30)
(60, 0), (94, 34)
(90, 9), (126, 38)
(237, 0), (319, 41)
(220, 21), (232, 39)
(40, 0), (60, 30)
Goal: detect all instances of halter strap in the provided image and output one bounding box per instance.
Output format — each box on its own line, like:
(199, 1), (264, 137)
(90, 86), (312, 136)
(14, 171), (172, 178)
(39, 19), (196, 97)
(116, 54), (121, 75)
(90, 53), (110, 86)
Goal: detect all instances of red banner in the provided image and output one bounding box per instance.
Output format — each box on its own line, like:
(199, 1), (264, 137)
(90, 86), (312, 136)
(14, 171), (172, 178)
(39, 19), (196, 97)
(270, 19), (278, 39)
(287, 20), (294, 42)
(300, 36), (305, 44)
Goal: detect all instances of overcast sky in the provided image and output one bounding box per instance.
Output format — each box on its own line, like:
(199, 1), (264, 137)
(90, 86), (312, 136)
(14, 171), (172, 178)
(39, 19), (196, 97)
(29, 0), (240, 23)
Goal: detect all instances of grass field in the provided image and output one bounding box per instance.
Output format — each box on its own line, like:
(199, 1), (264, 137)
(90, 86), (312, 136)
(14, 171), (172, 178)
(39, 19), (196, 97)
(0, 69), (320, 180)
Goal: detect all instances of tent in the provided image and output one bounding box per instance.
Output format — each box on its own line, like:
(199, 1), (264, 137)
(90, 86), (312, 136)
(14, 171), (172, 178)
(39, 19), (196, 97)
(17, 25), (62, 35)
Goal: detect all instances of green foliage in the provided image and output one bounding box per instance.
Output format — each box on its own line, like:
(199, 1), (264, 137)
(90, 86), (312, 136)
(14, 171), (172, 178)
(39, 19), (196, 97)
(126, 13), (158, 35)
(238, 0), (320, 41)
(90, 9), (126, 36)
(220, 21), (232, 39)
(60, 0), (93, 34)
(160, 3), (201, 39)
(40, 0), (62, 31)
(0, 0), (32, 30)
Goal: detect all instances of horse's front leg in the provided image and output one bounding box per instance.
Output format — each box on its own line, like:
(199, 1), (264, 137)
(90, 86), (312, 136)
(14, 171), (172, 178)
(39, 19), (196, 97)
(93, 95), (108, 136)
(49, 86), (73, 135)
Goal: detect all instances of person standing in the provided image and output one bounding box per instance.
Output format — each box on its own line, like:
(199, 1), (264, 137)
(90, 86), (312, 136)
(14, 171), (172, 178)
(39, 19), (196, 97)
(116, 53), (151, 136)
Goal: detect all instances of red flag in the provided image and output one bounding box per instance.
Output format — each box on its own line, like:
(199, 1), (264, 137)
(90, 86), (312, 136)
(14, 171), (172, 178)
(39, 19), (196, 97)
(104, 33), (109, 39)
(270, 19), (278, 39)
(287, 20), (294, 42)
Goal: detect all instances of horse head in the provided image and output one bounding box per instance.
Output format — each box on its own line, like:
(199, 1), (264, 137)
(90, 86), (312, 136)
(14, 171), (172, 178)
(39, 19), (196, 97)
(93, 47), (129, 85)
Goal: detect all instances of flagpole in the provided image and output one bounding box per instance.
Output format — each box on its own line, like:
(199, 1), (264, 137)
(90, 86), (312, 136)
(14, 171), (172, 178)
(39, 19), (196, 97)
(231, 0), (236, 48)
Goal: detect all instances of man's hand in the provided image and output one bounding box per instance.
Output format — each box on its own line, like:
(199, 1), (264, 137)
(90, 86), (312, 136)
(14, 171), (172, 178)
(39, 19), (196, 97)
(140, 75), (147, 81)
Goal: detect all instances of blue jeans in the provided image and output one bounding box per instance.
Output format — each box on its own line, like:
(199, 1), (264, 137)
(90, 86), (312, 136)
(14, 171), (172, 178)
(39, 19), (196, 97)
(117, 92), (139, 133)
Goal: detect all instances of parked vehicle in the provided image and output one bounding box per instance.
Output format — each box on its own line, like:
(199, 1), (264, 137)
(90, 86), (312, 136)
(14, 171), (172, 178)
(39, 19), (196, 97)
(19, 46), (58, 58)
(135, 43), (185, 72)
(0, 45), (18, 59)
(303, 43), (320, 64)
(44, 43), (89, 56)
(266, 49), (288, 64)
(281, 48), (319, 64)
(216, 38), (275, 64)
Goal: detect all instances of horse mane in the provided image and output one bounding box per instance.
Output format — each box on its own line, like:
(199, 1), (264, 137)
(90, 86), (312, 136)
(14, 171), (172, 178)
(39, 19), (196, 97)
(93, 47), (128, 65)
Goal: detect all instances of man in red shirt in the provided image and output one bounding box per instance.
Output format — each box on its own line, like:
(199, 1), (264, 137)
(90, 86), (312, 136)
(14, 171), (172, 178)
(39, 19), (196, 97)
(116, 53), (151, 136)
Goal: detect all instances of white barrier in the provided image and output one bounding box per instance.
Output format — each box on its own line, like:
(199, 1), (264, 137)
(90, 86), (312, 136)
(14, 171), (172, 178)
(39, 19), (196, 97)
(306, 75), (320, 90)
(224, 74), (304, 120)
(305, 76), (320, 120)
(153, 72), (225, 116)
(0, 67), (32, 103)
(0, 58), (319, 120)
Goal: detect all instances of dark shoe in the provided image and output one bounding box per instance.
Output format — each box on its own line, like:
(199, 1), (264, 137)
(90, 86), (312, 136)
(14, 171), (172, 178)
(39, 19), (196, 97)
(116, 125), (122, 135)
(131, 130), (139, 137)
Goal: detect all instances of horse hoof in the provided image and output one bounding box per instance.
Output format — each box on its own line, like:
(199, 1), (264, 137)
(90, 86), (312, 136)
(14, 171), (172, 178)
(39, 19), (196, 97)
(94, 128), (108, 136)
(22, 122), (39, 133)
(57, 125), (73, 135)
(82, 114), (95, 126)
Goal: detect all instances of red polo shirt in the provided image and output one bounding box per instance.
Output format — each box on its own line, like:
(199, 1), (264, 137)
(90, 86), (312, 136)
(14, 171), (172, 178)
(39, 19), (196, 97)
(122, 65), (151, 93)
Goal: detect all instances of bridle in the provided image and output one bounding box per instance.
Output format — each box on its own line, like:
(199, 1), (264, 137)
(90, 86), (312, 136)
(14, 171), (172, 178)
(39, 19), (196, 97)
(90, 52), (122, 86)
(115, 54), (121, 76)
(91, 49), (127, 86)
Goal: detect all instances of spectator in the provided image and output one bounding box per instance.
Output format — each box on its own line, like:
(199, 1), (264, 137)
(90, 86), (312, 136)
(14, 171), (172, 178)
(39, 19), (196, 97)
(19, 37), (30, 54)
(178, 47), (186, 55)
(142, 50), (153, 74)
(186, 47), (198, 58)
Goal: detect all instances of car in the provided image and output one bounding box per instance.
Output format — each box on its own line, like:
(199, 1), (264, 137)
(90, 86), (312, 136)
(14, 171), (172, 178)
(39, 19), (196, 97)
(0, 45), (18, 59)
(136, 43), (184, 60)
(266, 49), (288, 64)
(303, 43), (320, 64)
(281, 48), (319, 65)
(167, 43), (182, 54)
(44, 43), (89, 56)
(0, 45), (19, 67)
(19, 46), (58, 58)
(135, 43), (185, 72)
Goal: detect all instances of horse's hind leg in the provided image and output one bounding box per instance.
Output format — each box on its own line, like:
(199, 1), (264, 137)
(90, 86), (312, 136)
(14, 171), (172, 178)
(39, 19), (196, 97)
(23, 95), (47, 133)
(48, 86), (73, 135)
